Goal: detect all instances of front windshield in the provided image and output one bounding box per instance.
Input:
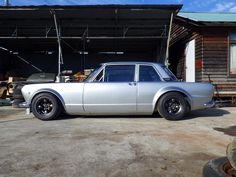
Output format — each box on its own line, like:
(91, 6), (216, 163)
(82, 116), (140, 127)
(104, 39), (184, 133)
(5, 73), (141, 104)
(84, 65), (102, 82)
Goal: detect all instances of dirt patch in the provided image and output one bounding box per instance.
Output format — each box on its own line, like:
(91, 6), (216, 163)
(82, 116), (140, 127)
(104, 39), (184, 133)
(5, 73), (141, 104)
(32, 163), (46, 171)
(0, 109), (23, 118)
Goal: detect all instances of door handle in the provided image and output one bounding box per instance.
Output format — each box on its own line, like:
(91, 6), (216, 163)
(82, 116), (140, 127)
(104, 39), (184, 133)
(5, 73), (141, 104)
(128, 82), (137, 86)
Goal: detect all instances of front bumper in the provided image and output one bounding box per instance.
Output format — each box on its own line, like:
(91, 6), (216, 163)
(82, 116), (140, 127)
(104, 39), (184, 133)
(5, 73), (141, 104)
(203, 100), (215, 108)
(18, 102), (31, 114)
(18, 101), (29, 108)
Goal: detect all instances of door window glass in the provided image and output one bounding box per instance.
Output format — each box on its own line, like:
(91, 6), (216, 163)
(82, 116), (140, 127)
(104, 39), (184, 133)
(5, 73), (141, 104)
(104, 65), (135, 82)
(139, 65), (161, 82)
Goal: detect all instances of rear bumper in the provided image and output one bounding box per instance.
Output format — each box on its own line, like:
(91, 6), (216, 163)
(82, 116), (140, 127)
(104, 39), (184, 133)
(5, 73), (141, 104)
(203, 100), (215, 108)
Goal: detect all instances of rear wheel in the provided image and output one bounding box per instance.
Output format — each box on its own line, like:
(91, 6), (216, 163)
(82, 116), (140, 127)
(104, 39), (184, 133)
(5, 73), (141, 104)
(31, 93), (61, 120)
(157, 92), (188, 121)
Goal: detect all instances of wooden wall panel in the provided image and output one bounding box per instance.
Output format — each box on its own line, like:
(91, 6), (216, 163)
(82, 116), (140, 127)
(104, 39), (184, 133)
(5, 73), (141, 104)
(195, 34), (202, 82)
(202, 30), (236, 93)
(171, 21), (236, 96)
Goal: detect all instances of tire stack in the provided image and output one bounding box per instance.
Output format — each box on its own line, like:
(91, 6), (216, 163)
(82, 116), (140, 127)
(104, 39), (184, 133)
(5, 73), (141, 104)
(12, 84), (25, 108)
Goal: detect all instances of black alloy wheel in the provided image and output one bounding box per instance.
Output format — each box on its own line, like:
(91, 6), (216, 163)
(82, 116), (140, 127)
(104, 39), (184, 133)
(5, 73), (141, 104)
(157, 92), (188, 120)
(31, 93), (61, 120)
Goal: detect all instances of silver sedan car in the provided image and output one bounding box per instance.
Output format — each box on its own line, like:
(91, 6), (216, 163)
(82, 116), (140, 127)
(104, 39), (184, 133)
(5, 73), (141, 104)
(21, 62), (214, 121)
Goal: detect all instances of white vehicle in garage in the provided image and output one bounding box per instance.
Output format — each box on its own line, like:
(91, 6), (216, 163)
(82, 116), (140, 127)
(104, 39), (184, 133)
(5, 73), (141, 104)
(20, 62), (214, 121)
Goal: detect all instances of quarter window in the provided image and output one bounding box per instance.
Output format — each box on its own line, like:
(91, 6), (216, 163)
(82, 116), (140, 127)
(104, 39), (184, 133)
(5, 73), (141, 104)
(93, 69), (104, 82)
(139, 65), (161, 82)
(104, 65), (135, 82)
(230, 33), (236, 75)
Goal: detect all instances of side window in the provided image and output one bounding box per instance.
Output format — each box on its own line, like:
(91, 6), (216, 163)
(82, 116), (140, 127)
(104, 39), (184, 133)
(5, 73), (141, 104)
(139, 65), (161, 82)
(104, 65), (135, 82)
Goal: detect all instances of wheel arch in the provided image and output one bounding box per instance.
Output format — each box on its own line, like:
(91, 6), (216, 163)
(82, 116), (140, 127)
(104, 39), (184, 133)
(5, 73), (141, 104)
(29, 89), (66, 111)
(152, 87), (192, 113)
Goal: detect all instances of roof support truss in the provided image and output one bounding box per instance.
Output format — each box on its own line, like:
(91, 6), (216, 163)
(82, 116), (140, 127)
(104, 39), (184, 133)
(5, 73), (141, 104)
(0, 24), (168, 39)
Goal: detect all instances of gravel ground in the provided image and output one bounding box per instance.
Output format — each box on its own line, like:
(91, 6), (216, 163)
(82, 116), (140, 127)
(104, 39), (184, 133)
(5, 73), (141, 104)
(0, 106), (235, 177)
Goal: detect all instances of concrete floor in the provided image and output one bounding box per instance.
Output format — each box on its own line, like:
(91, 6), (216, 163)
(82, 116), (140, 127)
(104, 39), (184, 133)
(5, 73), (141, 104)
(0, 106), (235, 177)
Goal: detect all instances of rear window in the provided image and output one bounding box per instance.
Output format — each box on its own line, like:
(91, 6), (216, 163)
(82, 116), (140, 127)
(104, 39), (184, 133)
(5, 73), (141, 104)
(162, 66), (177, 81)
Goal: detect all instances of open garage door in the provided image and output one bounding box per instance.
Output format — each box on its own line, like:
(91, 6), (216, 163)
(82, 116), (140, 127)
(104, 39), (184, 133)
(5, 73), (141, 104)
(0, 5), (181, 77)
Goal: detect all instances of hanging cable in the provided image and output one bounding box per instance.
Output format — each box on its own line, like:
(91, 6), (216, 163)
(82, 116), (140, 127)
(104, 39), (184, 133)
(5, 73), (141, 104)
(0, 46), (43, 72)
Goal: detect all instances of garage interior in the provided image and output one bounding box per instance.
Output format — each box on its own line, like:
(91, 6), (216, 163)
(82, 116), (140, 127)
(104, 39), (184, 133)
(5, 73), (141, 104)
(0, 5), (181, 79)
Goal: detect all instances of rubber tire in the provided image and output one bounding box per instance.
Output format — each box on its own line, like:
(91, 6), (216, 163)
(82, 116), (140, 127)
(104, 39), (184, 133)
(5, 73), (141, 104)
(157, 92), (188, 121)
(31, 93), (61, 121)
(202, 157), (229, 177)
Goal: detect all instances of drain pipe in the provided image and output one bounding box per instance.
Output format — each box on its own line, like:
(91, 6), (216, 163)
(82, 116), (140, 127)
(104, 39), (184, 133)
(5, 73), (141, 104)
(51, 10), (63, 82)
(165, 12), (173, 67)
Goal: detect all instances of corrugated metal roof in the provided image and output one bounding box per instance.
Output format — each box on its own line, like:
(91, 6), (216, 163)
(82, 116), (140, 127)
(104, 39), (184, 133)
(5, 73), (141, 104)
(178, 12), (236, 22)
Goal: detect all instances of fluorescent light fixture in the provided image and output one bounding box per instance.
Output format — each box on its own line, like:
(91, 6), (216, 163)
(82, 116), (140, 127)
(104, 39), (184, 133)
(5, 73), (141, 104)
(79, 51), (88, 55)
(98, 51), (124, 55)
(47, 51), (53, 55)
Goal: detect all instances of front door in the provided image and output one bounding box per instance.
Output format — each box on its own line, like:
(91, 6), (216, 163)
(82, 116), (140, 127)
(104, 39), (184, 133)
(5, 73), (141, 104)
(83, 64), (137, 115)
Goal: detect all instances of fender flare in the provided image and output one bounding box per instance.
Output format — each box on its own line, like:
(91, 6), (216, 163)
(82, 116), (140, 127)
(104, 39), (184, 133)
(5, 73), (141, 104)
(28, 88), (66, 110)
(152, 86), (193, 112)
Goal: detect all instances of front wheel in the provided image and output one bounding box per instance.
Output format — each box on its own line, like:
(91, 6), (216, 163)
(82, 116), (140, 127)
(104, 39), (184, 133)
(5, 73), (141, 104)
(31, 93), (61, 121)
(157, 92), (188, 121)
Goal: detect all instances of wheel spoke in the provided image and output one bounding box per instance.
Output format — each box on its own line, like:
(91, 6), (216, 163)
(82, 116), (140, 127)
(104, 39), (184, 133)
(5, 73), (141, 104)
(165, 98), (181, 115)
(36, 98), (53, 115)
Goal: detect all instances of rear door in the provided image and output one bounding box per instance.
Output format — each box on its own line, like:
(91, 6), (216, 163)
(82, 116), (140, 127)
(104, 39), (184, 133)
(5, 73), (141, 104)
(83, 64), (137, 115)
(137, 65), (163, 114)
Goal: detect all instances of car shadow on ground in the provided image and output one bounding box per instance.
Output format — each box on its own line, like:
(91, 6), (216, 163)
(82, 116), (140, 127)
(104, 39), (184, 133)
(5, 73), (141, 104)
(57, 114), (155, 120)
(184, 108), (230, 120)
(56, 108), (230, 121)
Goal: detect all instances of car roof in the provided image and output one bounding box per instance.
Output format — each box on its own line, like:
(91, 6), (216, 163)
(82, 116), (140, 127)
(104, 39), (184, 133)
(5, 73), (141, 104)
(102, 61), (164, 66)
(101, 62), (170, 79)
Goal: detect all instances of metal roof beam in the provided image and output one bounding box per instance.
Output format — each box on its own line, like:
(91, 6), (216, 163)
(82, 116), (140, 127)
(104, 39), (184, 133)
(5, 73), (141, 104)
(0, 36), (167, 39)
